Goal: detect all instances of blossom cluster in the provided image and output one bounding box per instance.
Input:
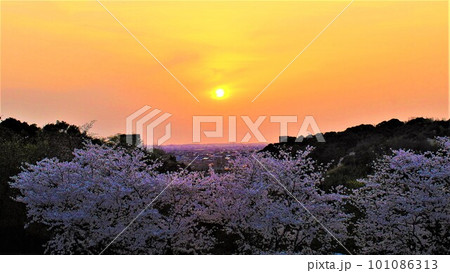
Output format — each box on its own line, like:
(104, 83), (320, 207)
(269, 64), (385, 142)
(10, 137), (450, 254)
(353, 137), (450, 254)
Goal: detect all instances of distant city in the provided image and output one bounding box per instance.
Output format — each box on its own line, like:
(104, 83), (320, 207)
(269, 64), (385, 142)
(160, 143), (266, 171)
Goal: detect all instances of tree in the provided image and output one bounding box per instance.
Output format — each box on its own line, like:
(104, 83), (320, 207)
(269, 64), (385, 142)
(353, 137), (450, 254)
(11, 144), (350, 254)
(0, 118), (94, 254)
(220, 149), (350, 254)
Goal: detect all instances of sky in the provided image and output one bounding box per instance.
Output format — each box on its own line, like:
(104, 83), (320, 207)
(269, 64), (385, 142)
(1, 0), (448, 145)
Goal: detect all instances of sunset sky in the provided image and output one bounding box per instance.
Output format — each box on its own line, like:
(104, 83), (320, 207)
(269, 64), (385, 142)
(1, 0), (448, 144)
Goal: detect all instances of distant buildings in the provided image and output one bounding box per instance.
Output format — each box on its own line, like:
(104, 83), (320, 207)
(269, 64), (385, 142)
(162, 144), (265, 171)
(118, 134), (141, 146)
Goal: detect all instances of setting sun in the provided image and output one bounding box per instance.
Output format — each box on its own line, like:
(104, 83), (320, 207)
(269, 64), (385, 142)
(215, 89), (225, 98)
(211, 88), (228, 100)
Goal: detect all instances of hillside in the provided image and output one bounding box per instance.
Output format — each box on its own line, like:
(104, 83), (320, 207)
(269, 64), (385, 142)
(262, 118), (450, 190)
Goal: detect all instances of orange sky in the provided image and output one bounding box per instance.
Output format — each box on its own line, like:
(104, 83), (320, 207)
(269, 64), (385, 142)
(1, 0), (448, 144)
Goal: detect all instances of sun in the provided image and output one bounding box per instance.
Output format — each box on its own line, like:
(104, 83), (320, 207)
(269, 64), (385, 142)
(211, 87), (229, 100)
(215, 88), (225, 98)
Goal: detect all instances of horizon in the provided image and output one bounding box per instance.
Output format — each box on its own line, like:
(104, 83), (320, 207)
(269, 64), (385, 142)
(1, 115), (446, 147)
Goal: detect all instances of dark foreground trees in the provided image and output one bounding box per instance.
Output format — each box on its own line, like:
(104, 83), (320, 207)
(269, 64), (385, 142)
(0, 118), (180, 254)
(0, 118), (95, 253)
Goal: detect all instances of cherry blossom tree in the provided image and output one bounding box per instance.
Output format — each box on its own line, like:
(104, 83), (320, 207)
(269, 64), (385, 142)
(11, 144), (350, 254)
(353, 137), (450, 254)
(11, 144), (169, 254)
(220, 149), (350, 254)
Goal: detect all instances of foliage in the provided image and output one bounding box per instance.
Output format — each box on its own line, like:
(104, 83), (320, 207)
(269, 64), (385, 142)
(3, 117), (450, 254)
(0, 118), (180, 253)
(263, 118), (450, 191)
(0, 118), (96, 253)
(11, 144), (349, 254)
(220, 149), (350, 254)
(352, 137), (450, 254)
